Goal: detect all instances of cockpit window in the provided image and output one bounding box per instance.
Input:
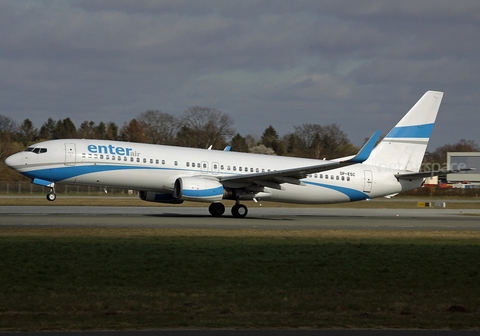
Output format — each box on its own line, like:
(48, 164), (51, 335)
(25, 147), (47, 154)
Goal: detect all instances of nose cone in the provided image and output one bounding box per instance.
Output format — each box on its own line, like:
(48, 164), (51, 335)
(5, 153), (21, 169)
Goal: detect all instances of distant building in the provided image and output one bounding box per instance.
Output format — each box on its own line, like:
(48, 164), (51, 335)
(447, 152), (480, 184)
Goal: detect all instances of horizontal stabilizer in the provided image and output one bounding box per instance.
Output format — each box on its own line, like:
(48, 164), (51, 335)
(395, 168), (475, 180)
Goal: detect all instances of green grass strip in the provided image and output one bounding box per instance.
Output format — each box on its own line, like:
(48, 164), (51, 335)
(1, 229), (480, 331)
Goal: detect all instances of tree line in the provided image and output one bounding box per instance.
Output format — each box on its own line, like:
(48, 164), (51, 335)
(1, 107), (478, 181)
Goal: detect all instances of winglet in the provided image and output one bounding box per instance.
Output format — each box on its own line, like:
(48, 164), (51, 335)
(348, 130), (381, 163)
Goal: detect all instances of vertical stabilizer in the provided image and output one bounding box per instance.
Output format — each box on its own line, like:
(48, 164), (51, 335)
(364, 91), (444, 172)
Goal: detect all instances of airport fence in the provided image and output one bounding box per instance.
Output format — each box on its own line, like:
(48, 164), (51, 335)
(1, 181), (479, 198)
(0, 181), (131, 196)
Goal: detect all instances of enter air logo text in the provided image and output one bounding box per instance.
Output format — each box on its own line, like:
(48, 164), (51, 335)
(87, 144), (140, 157)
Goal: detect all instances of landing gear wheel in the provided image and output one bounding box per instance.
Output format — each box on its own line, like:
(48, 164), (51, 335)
(46, 192), (56, 202)
(231, 204), (248, 218)
(209, 202), (225, 217)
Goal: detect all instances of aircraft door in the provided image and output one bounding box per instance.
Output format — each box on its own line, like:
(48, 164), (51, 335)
(65, 143), (76, 166)
(363, 170), (373, 193)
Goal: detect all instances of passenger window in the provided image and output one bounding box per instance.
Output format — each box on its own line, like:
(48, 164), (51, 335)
(124, 157), (127, 161)
(227, 166), (231, 171)
(250, 168), (253, 172)
(331, 175), (334, 180)
(325, 174), (328, 179)
(150, 159), (153, 164)
(342, 176), (345, 181)
(130, 157), (134, 162)
(137, 158), (140, 163)
(186, 162), (190, 167)
(203, 163), (206, 168)
(106, 155), (109, 160)
(214, 164), (218, 169)
(100, 155), (104, 159)
(143, 158), (147, 163)
(174, 161), (178, 166)
(162, 160), (165, 165)
(233, 166), (236, 171)
(156, 159), (159, 164)
(192, 162), (195, 168)
(347, 177), (350, 181)
(336, 176), (339, 180)
(88, 153), (92, 158)
(239, 167), (242, 172)
(314, 174), (318, 178)
(220, 165), (224, 170)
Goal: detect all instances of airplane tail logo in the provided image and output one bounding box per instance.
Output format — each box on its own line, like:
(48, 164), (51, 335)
(364, 91), (444, 172)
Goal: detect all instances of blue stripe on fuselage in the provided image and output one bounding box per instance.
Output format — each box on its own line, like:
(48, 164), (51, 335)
(304, 181), (369, 202)
(22, 165), (158, 181)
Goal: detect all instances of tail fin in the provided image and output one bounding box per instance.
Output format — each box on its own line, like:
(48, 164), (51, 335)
(364, 91), (444, 172)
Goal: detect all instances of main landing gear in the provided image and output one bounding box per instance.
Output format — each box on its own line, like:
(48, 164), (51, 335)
(208, 201), (248, 218)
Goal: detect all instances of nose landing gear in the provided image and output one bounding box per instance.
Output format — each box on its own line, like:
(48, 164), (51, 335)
(46, 188), (56, 201)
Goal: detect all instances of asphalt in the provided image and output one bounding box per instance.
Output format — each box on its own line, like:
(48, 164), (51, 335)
(0, 206), (479, 230)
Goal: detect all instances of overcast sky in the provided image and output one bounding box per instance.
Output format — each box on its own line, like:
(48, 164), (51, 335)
(1, 0), (479, 149)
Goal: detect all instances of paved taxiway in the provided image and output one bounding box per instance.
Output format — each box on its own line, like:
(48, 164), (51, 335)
(0, 206), (479, 230)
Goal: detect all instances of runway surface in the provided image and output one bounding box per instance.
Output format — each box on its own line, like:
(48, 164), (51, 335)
(1, 206), (479, 230)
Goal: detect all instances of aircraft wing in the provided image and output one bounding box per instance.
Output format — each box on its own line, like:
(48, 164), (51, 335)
(219, 131), (381, 188)
(395, 168), (475, 180)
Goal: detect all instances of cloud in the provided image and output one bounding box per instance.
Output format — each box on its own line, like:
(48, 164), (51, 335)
(0, 0), (479, 149)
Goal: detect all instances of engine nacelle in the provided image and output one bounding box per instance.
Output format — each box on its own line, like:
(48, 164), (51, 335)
(173, 177), (224, 202)
(138, 191), (184, 204)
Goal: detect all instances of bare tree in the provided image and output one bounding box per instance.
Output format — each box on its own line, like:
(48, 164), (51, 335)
(289, 123), (357, 159)
(179, 106), (235, 149)
(137, 110), (179, 145)
(429, 139), (480, 164)
(119, 119), (146, 143)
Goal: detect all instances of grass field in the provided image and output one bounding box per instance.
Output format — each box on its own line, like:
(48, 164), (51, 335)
(1, 228), (480, 331)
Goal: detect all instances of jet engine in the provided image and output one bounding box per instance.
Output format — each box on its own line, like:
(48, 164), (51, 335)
(173, 177), (224, 202)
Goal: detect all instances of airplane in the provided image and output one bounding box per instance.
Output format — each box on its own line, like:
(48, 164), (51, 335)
(4, 91), (470, 218)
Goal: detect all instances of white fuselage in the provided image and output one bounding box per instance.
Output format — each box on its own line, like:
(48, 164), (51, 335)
(5, 139), (422, 204)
